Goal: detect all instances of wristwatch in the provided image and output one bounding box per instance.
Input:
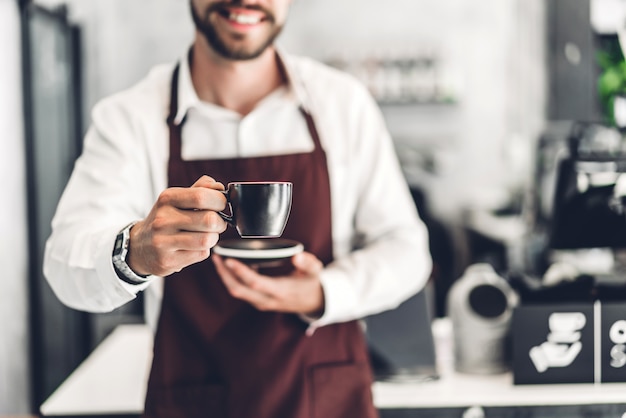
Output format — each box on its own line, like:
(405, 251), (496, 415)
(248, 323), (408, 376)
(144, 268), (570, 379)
(112, 221), (150, 285)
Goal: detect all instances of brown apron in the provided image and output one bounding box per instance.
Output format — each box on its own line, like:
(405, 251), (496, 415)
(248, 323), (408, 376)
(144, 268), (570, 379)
(142, 65), (378, 418)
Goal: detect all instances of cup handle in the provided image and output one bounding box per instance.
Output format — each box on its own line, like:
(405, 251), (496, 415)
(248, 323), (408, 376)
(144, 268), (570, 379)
(217, 190), (235, 227)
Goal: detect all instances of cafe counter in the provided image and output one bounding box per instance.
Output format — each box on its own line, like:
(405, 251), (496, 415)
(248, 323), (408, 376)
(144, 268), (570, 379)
(40, 320), (626, 418)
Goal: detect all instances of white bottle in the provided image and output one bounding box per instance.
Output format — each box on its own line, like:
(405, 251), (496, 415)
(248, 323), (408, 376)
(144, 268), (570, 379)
(447, 263), (519, 374)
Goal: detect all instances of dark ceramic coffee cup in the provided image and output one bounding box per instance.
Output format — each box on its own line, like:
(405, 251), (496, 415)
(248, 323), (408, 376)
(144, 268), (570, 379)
(217, 182), (292, 238)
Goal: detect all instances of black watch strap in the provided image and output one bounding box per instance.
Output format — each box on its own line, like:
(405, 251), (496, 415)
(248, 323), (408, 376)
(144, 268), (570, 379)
(114, 265), (150, 285)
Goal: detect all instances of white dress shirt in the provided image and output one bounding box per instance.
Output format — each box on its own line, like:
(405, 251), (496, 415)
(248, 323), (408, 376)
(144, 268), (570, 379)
(43, 50), (432, 333)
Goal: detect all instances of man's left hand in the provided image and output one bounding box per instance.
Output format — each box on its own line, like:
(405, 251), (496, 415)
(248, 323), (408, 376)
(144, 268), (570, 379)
(213, 252), (325, 317)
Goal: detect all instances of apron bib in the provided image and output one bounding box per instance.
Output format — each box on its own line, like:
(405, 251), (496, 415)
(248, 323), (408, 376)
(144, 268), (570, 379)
(143, 64), (377, 418)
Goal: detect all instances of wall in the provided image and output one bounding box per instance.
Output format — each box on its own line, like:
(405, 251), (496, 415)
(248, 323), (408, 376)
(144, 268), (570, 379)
(71, 0), (193, 123)
(36, 0), (194, 121)
(0, 0), (31, 414)
(281, 0), (547, 220)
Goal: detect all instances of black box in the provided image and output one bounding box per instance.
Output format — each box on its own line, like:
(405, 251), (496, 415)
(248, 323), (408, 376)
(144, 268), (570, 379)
(512, 304), (594, 384)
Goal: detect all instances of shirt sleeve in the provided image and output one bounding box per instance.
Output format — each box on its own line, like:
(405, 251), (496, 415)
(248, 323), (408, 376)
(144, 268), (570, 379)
(305, 85), (432, 333)
(43, 97), (158, 313)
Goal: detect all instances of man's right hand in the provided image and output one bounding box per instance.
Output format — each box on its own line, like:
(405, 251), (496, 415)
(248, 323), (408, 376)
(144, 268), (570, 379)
(127, 175), (228, 277)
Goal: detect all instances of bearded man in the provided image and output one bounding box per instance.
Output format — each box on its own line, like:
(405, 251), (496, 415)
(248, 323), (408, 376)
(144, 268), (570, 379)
(44, 1), (432, 417)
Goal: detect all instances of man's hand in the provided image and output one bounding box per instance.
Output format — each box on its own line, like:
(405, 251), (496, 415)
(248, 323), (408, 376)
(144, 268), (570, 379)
(213, 252), (325, 317)
(127, 175), (228, 276)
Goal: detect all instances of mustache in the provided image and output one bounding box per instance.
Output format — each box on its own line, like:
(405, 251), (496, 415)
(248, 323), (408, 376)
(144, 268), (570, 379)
(205, 1), (276, 23)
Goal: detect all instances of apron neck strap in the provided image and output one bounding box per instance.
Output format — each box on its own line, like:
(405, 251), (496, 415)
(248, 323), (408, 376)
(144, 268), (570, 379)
(166, 62), (324, 159)
(167, 63), (181, 127)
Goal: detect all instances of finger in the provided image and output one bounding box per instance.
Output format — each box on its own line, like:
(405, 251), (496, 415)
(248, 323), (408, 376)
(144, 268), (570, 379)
(213, 255), (273, 307)
(192, 175), (225, 191)
(157, 187), (227, 211)
(148, 206), (226, 235)
(176, 209), (228, 233)
(165, 231), (221, 251)
(224, 258), (278, 295)
(292, 252), (324, 275)
(148, 249), (212, 276)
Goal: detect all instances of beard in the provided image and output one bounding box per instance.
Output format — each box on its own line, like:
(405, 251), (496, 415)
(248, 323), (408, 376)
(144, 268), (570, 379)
(190, 1), (285, 61)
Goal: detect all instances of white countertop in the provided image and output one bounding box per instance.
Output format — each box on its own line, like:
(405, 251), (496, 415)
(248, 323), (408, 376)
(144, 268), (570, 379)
(40, 324), (152, 416)
(40, 320), (626, 416)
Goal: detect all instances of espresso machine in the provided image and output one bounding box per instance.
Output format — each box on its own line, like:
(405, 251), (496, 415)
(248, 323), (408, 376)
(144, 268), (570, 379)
(526, 121), (626, 289)
(550, 123), (626, 249)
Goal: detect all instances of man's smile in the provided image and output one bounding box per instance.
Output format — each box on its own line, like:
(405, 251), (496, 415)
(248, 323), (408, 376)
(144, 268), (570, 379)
(215, 6), (270, 30)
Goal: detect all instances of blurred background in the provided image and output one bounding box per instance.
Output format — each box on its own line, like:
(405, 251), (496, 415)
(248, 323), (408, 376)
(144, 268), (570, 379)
(3, 0), (626, 414)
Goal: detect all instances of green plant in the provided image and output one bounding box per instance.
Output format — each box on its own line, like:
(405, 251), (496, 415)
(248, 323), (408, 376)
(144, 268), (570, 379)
(597, 37), (626, 125)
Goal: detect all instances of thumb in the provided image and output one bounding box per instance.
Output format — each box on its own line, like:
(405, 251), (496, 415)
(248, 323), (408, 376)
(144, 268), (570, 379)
(292, 252), (323, 275)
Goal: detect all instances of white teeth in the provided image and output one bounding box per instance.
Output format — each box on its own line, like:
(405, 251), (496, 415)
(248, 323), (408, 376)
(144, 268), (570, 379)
(228, 12), (262, 25)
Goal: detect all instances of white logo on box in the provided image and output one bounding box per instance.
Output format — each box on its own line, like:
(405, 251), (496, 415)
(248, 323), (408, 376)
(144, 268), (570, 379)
(529, 312), (586, 373)
(609, 320), (626, 368)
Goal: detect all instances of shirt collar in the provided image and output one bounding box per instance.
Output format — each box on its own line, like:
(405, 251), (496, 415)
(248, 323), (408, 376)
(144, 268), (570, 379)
(173, 46), (310, 125)
(275, 46), (311, 113)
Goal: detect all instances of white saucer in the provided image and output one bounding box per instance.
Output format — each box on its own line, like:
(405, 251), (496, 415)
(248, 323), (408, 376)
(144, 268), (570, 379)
(213, 239), (304, 261)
